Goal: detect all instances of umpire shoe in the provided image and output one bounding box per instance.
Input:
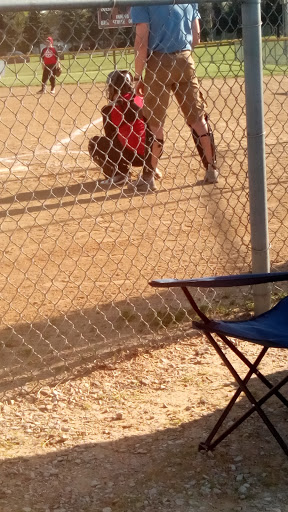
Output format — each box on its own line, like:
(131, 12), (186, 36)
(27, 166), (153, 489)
(204, 164), (219, 184)
(154, 168), (162, 180)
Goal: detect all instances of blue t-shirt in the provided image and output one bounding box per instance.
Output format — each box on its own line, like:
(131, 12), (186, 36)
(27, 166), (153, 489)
(131, 4), (200, 54)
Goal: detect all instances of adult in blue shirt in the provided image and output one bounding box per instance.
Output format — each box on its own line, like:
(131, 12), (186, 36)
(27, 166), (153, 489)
(130, 3), (219, 193)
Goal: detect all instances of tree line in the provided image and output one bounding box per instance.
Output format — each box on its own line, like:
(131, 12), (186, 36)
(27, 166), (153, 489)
(0, 0), (284, 56)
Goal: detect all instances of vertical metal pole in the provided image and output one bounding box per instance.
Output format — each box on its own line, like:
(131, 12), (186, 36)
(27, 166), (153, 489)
(241, 0), (270, 314)
(282, 0), (288, 58)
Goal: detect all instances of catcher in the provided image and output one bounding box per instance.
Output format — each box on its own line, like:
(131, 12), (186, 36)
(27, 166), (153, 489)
(88, 69), (161, 188)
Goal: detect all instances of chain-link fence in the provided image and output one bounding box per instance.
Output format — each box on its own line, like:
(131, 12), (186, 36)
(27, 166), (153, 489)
(0, 0), (287, 398)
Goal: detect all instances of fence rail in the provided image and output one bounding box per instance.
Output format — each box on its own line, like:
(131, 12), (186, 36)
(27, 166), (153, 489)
(0, 0), (225, 11)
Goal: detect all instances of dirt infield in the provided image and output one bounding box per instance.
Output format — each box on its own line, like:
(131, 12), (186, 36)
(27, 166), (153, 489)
(0, 76), (287, 391)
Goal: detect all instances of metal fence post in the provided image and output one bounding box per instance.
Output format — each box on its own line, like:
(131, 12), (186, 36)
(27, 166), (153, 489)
(241, 0), (270, 314)
(282, 0), (288, 57)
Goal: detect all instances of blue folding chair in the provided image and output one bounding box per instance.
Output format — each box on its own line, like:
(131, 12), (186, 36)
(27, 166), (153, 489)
(150, 272), (288, 456)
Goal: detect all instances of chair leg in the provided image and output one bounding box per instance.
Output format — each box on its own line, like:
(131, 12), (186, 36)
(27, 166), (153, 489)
(199, 347), (267, 449)
(199, 333), (288, 456)
(220, 335), (288, 408)
(202, 373), (288, 454)
(182, 286), (288, 455)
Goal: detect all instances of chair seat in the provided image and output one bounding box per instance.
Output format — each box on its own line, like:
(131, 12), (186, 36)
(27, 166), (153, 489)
(193, 296), (288, 349)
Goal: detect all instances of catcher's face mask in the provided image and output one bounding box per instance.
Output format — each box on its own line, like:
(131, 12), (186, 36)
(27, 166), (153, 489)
(106, 70), (133, 101)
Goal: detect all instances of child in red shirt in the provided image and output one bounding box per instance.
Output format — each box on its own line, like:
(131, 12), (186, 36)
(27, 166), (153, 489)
(88, 70), (161, 188)
(38, 37), (59, 95)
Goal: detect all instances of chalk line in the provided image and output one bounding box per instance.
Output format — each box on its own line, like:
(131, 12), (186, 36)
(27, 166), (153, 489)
(52, 117), (102, 153)
(0, 115), (102, 173)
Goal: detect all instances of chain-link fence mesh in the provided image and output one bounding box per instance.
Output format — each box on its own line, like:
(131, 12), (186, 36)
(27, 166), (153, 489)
(0, 0), (287, 398)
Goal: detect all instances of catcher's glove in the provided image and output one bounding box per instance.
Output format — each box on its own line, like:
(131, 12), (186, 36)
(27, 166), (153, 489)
(55, 63), (62, 77)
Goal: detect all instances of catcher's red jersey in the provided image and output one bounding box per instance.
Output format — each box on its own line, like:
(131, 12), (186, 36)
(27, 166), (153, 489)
(110, 93), (146, 156)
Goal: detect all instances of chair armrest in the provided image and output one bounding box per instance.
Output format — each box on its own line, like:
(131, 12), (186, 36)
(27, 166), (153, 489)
(149, 272), (288, 289)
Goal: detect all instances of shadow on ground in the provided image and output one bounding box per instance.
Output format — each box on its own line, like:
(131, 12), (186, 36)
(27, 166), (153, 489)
(1, 261), (288, 399)
(0, 283), (197, 397)
(1, 369), (288, 512)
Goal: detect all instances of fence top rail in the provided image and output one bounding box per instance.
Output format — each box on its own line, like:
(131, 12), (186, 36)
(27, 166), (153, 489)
(0, 0), (244, 12)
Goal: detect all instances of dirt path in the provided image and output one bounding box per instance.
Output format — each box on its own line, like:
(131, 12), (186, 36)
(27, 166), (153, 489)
(0, 76), (287, 390)
(1, 333), (288, 512)
(0, 76), (288, 511)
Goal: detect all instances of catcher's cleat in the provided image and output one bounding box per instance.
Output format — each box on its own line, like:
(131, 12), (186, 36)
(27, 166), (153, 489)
(98, 174), (130, 188)
(127, 175), (158, 193)
(204, 164), (219, 184)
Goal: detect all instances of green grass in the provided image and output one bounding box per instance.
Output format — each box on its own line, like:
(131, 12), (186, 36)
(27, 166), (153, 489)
(0, 51), (135, 88)
(0, 42), (287, 88)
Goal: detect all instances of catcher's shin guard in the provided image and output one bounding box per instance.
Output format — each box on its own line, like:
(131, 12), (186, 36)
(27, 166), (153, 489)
(190, 115), (217, 170)
(88, 137), (116, 178)
(88, 137), (102, 163)
(143, 124), (164, 179)
(88, 136), (130, 178)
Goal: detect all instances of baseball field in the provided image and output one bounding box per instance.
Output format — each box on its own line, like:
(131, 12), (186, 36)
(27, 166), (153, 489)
(1, 14), (288, 509)
(0, 44), (287, 389)
(1, 39), (287, 89)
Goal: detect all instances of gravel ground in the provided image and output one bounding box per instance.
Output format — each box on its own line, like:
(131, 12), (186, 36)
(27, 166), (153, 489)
(1, 332), (288, 512)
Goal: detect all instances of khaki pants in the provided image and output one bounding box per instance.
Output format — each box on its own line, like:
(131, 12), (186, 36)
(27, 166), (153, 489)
(143, 51), (206, 128)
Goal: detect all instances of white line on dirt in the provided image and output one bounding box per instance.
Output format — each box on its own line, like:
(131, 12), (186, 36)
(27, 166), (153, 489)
(0, 151), (90, 173)
(52, 117), (102, 153)
(0, 116), (102, 173)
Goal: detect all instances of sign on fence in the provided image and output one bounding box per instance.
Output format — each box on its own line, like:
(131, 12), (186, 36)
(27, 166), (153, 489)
(98, 6), (132, 28)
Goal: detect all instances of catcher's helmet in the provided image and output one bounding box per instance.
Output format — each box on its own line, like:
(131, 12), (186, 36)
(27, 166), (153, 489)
(106, 69), (133, 101)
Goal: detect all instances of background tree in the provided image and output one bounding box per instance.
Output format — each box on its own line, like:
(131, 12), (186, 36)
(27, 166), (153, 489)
(211, 2), (223, 39)
(2, 12), (27, 52)
(199, 2), (213, 42)
(0, 13), (10, 54)
(229, 0), (242, 38)
(42, 10), (61, 39)
(58, 10), (89, 50)
(262, 0), (283, 36)
(22, 11), (43, 53)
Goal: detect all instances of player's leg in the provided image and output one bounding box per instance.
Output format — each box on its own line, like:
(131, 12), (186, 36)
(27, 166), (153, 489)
(88, 136), (131, 187)
(130, 54), (168, 193)
(38, 66), (49, 93)
(190, 115), (218, 183)
(173, 52), (219, 183)
(142, 123), (164, 181)
(50, 68), (56, 94)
